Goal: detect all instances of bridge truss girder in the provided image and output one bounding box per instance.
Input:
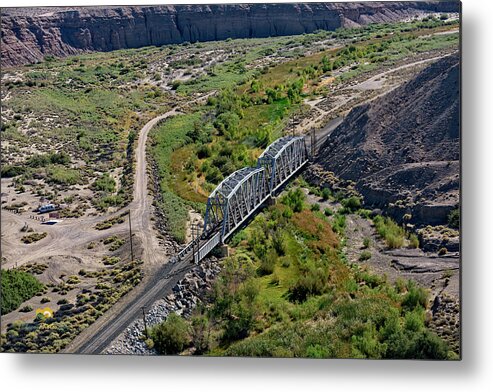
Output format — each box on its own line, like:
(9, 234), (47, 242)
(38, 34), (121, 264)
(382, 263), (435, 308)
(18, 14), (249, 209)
(204, 166), (270, 242)
(257, 136), (308, 195)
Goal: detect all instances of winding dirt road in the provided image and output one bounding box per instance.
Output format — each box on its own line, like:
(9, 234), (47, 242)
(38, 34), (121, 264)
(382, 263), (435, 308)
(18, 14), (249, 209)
(61, 108), (185, 353)
(62, 93), (214, 353)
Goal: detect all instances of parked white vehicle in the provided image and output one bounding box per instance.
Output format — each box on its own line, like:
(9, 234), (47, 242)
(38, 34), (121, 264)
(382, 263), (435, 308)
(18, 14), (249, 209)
(38, 204), (56, 213)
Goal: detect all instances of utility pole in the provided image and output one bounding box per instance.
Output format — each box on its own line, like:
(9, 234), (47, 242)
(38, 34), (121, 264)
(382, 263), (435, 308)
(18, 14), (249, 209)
(142, 306), (148, 338)
(129, 211), (134, 262)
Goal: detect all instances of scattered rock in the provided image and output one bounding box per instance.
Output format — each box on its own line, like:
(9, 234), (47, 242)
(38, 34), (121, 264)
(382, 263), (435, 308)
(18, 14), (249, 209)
(104, 257), (221, 355)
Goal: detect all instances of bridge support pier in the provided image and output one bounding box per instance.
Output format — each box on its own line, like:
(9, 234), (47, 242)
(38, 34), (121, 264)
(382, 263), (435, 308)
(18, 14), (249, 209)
(219, 244), (230, 258)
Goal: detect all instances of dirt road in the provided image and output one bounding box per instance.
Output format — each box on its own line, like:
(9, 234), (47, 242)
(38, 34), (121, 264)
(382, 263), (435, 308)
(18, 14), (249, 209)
(61, 93), (215, 353)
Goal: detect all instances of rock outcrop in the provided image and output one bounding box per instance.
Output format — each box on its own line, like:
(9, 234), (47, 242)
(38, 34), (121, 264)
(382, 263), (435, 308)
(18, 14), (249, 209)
(316, 53), (460, 226)
(1, 2), (460, 67)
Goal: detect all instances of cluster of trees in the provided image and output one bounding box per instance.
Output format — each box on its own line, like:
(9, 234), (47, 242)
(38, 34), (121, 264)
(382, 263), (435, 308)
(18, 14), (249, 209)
(181, 89), (255, 185)
(1, 269), (44, 314)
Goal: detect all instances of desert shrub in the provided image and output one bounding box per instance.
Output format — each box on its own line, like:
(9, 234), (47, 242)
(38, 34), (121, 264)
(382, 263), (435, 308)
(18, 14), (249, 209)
(448, 208), (459, 229)
(310, 203), (320, 212)
(288, 259), (330, 303)
(27, 152), (70, 167)
(257, 253), (276, 276)
(197, 144), (212, 159)
(342, 196), (361, 212)
(357, 271), (384, 288)
(46, 166), (81, 185)
(102, 256), (120, 265)
(373, 215), (405, 249)
(66, 275), (80, 285)
(332, 214), (346, 235)
(324, 208), (333, 217)
(358, 209), (373, 219)
(221, 299), (256, 343)
(20, 305), (33, 313)
(383, 326), (449, 360)
(362, 237), (371, 249)
(1, 270), (44, 314)
(271, 230), (286, 256)
(386, 234), (404, 249)
(281, 188), (305, 213)
(402, 281), (428, 311)
(190, 314), (210, 354)
(1, 165), (26, 177)
(409, 234), (419, 249)
(109, 238), (125, 251)
(21, 232), (47, 244)
(150, 313), (190, 355)
(438, 247), (448, 256)
(93, 173), (116, 193)
(321, 187), (331, 201)
(359, 251), (372, 261)
(94, 212), (127, 230)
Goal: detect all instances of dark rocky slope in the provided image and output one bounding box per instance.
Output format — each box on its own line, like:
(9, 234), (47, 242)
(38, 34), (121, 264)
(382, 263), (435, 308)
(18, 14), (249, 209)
(316, 53), (460, 226)
(1, 2), (460, 67)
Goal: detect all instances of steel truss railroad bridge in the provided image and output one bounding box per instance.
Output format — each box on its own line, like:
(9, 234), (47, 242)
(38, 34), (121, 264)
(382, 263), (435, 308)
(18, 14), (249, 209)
(171, 136), (309, 264)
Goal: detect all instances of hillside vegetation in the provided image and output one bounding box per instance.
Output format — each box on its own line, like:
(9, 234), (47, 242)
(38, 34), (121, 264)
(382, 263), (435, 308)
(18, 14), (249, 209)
(147, 187), (453, 359)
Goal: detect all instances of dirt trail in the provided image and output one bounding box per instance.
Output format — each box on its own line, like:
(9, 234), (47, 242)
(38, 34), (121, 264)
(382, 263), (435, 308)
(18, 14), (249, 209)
(130, 108), (180, 267)
(295, 52), (455, 137)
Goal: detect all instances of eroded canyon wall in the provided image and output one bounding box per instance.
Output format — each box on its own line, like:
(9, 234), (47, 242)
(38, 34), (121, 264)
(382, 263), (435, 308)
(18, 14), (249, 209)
(1, 2), (460, 67)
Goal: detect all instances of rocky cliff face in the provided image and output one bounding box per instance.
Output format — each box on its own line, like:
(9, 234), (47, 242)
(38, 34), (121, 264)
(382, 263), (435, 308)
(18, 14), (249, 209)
(1, 2), (460, 67)
(316, 53), (460, 226)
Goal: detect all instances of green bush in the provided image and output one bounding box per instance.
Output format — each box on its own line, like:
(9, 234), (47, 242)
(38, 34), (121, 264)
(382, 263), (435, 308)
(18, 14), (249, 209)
(332, 214), (346, 235)
(1, 165), (26, 177)
(271, 230), (286, 256)
(1, 270), (44, 314)
(281, 188), (305, 213)
(402, 281), (428, 311)
(342, 196), (361, 212)
(93, 173), (116, 193)
(288, 260), (329, 302)
(27, 152), (70, 167)
(257, 254), (276, 276)
(46, 165), (81, 185)
(150, 313), (190, 355)
(21, 232), (47, 244)
(359, 251), (372, 261)
(373, 215), (406, 249)
(448, 208), (459, 229)
(321, 187), (331, 201)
